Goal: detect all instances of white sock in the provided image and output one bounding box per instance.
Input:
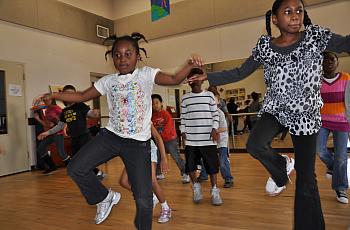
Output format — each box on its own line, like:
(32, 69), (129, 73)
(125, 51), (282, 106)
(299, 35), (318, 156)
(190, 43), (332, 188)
(161, 201), (169, 210)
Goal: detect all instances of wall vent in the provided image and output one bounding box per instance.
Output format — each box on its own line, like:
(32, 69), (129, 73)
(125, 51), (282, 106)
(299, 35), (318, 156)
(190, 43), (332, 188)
(96, 25), (109, 39)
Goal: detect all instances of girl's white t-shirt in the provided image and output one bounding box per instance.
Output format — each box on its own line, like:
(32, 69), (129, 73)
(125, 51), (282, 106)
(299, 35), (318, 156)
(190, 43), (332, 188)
(94, 66), (160, 141)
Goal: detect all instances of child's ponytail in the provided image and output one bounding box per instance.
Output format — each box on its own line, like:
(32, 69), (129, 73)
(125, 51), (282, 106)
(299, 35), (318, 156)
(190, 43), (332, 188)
(303, 10), (312, 27)
(265, 10), (272, 36)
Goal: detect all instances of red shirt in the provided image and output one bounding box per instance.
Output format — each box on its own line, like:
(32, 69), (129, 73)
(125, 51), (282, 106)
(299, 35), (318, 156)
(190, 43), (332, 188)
(152, 110), (177, 142)
(44, 105), (64, 135)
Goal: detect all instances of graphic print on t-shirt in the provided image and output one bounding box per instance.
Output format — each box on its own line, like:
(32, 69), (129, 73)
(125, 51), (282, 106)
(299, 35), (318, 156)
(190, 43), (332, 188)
(109, 80), (145, 135)
(63, 109), (77, 123)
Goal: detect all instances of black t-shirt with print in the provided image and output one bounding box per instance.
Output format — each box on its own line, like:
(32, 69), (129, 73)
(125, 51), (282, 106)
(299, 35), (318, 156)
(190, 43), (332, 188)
(60, 102), (90, 137)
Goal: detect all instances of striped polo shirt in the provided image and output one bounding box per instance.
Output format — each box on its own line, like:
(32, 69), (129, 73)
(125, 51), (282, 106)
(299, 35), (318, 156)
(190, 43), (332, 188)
(180, 90), (219, 146)
(320, 72), (350, 132)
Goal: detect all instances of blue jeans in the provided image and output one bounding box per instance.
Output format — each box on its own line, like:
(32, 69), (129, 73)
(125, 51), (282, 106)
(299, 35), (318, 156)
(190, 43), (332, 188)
(156, 138), (186, 175)
(199, 147), (233, 182)
(317, 127), (349, 191)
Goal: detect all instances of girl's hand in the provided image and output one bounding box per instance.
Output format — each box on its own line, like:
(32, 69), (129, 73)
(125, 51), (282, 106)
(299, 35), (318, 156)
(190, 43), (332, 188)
(188, 55), (204, 68)
(160, 158), (169, 174)
(187, 73), (208, 84)
(33, 93), (51, 106)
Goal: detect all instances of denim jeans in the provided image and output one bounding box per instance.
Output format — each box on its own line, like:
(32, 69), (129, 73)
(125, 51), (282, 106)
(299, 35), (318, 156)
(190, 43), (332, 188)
(199, 147), (233, 182)
(37, 134), (68, 160)
(156, 138), (186, 175)
(67, 128), (153, 230)
(246, 113), (325, 230)
(317, 127), (349, 191)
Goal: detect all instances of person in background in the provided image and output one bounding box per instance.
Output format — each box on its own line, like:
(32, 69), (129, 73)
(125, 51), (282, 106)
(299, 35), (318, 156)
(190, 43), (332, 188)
(317, 51), (349, 204)
(248, 92), (262, 128)
(34, 97), (70, 174)
(227, 97), (239, 135)
(38, 84), (105, 179)
(180, 68), (222, 205)
(198, 91), (234, 188)
(151, 94), (190, 183)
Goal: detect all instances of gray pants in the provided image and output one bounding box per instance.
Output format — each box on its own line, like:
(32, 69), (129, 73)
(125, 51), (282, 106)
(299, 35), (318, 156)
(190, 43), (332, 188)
(37, 134), (68, 160)
(67, 128), (153, 230)
(157, 138), (186, 175)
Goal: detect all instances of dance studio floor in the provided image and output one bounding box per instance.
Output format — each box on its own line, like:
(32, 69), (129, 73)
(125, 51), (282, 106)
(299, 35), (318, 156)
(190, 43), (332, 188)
(0, 152), (349, 229)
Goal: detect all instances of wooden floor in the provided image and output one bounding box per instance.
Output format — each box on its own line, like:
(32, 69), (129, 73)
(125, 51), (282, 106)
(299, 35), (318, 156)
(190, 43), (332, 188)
(0, 152), (349, 229)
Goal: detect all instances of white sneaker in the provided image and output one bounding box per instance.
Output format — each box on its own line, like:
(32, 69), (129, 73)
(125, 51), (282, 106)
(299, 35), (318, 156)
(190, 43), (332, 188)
(182, 174), (190, 184)
(193, 183), (203, 203)
(336, 190), (348, 204)
(153, 193), (159, 209)
(211, 186), (223, 206)
(158, 208), (171, 223)
(97, 170), (107, 181)
(265, 155), (294, 196)
(156, 174), (165, 180)
(95, 189), (121, 224)
(283, 155), (295, 175)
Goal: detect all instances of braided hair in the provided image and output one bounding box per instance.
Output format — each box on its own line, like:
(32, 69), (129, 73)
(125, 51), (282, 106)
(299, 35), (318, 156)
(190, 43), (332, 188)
(104, 32), (148, 60)
(265, 0), (312, 36)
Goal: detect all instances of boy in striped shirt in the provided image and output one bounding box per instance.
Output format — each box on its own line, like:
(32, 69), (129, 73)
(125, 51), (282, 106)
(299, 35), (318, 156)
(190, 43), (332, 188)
(180, 68), (222, 205)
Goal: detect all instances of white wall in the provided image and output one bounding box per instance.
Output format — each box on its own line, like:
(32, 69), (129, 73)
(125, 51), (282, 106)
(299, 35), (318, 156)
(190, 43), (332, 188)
(0, 20), (115, 167)
(57, 0), (115, 19)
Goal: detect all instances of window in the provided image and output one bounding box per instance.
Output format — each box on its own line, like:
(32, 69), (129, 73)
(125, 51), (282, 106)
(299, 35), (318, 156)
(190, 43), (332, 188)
(0, 70), (7, 134)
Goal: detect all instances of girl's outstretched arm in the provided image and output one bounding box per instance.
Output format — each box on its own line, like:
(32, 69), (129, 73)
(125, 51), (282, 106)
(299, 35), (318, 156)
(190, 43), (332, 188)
(151, 124), (168, 174)
(35, 86), (101, 105)
(206, 56), (261, 86)
(154, 56), (204, 86)
(327, 33), (350, 55)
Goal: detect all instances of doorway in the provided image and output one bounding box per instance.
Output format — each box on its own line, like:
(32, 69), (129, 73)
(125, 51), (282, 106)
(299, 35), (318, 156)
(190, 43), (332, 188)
(0, 60), (29, 176)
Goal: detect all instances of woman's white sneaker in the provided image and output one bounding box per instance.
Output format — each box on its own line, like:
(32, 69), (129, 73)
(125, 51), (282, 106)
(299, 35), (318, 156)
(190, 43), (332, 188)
(265, 155), (294, 196)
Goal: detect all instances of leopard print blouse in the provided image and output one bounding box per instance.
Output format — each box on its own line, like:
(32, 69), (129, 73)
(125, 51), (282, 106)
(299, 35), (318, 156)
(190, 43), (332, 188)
(252, 25), (332, 135)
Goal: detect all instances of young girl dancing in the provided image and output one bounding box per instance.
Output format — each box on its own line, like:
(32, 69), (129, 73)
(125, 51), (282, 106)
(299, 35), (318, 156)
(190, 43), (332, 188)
(191, 0), (350, 229)
(35, 33), (203, 229)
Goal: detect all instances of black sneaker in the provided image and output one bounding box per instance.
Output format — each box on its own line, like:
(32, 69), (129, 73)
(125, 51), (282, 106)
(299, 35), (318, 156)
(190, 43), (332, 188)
(223, 181), (234, 188)
(42, 166), (57, 175)
(336, 190), (348, 204)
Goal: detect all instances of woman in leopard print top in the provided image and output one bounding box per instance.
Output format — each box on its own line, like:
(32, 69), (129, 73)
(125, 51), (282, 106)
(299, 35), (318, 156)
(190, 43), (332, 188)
(196, 0), (350, 229)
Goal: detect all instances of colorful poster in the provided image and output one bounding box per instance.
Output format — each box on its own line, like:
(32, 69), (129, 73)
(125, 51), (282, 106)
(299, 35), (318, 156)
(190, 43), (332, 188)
(151, 0), (170, 21)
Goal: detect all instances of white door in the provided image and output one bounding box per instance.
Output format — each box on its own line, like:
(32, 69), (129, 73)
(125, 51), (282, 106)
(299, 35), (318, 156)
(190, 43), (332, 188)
(0, 60), (29, 176)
